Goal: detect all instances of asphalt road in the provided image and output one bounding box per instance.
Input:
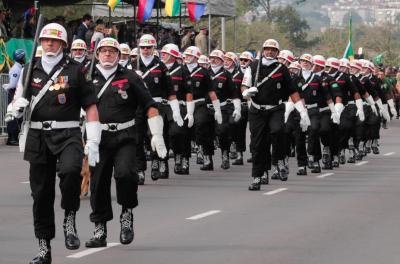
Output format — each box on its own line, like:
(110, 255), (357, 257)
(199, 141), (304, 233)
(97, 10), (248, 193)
(1, 122), (400, 264)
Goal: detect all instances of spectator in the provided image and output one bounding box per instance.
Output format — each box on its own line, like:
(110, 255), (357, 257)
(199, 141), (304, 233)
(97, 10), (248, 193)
(23, 14), (36, 39)
(195, 27), (208, 55)
(0, 9), (9, 41)
(76, 13), (92, 41)
(90, 23), (105, 51)
(12, 18), (24, 38)
(181, 29), (193, 51)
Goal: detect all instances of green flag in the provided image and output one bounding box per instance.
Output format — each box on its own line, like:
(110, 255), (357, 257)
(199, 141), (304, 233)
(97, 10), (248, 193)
(343, 14), (354, 60)
(373, 53), (385, 65)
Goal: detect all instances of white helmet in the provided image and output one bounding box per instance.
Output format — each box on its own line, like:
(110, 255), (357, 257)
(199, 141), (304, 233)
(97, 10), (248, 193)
(130, 47), (138, 56)
(35, 46), (43, 58)
(299, 53), (313, 64)
(339, 58), (350, 69)
(239, 51), (254, 62)
(263, 39), (280, 51)
(96, 37), (120, 56)
(326, 57), (340, 69)
(119, 43), (131, 55)
(139, 34), (157, 47)
(71, 39), (87, 51)
(288, 61), (301, 70)
(312, 55), (326, 67)
(350, 59), (362, 70)
(278, 50), (295, 63)
(183, 46), (201, 58)
(39, 23), (68, 46)
(198, 55), (209, 64)
(161, 43), (180, 58)
(224, 52), (239, 64)
(209, 49), (225, 61)
(368, 61), (375, 71)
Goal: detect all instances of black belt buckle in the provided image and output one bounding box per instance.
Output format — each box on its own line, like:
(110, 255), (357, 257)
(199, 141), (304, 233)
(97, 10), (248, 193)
(161, 99), (169, 105)
(108, 124), (118, 131)
(259, 105), (267, 111)
(42, 122), (52, 130)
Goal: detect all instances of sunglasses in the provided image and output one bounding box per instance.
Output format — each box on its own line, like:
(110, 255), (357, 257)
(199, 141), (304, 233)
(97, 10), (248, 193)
(140, 46), (152, 50)
(240, 59), (250, 62)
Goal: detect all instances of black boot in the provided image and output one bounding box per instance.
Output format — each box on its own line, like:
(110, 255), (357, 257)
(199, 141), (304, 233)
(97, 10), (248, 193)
(174, 154), (183, 174)
(278, 160), (289, 181)
(181, 157), (190, 175)
(221, 150), (230, 169)
(347, 149), (356, 163)
(248, 177), (261, 191)
(297, 166), (307, 176)
(229, 142), (238, 159)
(151, 159), (160, 181)
(311, 161), (321, 173)
(85, 222), (107, 248)
(196, 146), (204, 164)
(138, 171), (145, 185)
(339, 150), (346, 164)
(372, 140), (379, 154)
(120, 208), (134, 245)
(200, 155), (213, 171)
(332, 156), (339, 168)
(232, 152), (244, 165)
(271, 166), (280, 180)
(159, 160), (169, 179)
(63, 211), (80, 250)
(30, 239), (51, 264)
(260, 172), (269, 185)
(322, 147), (332, 169)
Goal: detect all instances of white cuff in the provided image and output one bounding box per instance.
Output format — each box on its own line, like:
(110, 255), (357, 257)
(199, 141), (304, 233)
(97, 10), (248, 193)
(186, 101), (195, 115)
(212, 99), (221, 112)
(233, 98), (241, 111)
(366, 95), (375, 106)
(328, 102), (335, 113)
(376, 98), (384, 110)
(355, 98), (363, 111)
(148, 115), (164, 137)
(294, 100), (306, 114)
(85, 121), (102, 144)
(387, 98), (395, 108)
(169, 99), (180, 113)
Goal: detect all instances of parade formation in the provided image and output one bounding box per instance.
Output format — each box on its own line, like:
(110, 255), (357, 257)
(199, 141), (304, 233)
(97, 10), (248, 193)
(3, 19), (399, 264)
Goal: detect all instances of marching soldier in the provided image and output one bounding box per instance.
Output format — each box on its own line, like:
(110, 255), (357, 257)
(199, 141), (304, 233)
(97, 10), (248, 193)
(70, 39), (91, 71)
(84, 37), (166, 248)
(160, 43), (190, 174)
(209, 49), (239, 169)
(135, 34), (173, 182)
(130, 47), (138, 65)
(119, 43), (133, 69)
(182, 46), (222, 171)
(11, 23), (100, 264)
(198, 54), (210, 69)
(241, 39), (310, 190)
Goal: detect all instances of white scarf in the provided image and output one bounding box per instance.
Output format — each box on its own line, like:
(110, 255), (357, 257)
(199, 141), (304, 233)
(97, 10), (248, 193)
(73, 56), (85, 63)
(119, 60), (129, 67)
(141, 55), (154, 67)
(262, 57), (277, 66)
(211, 65), (222, 74)
(302, 70), (312, 80)
(165, 62), (174, 70)
(96, 64), (118, 80)
(186, 63), (198, 73)
(225, 67), (234, 73)
(41, 52), (64, 75)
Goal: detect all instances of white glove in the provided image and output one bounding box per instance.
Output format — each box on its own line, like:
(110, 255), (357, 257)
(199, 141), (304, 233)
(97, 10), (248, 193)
(284, 101), (295, 123)
(366, 95), (378, 116)
(376, 99), (389, 121)
(232, 99), (241, 122)
(5, 103), (13, 123)
(84, 121), (101, 167)
(242, 86), (258, 100)
(328, 102), (340, 124)
(135, 70), (143, 77)
(148, 115), (167, 158)
(12, 97), (29, 118)
(355, 98), (365, 122)
(387, 99), (397, 117)
(169, 99), (184, 127)
(334, 103), (344, 118)
(381, 104), (391, 122)
(294, 101), (311, 132)
(212, 99), (223, 124)
(184, 101), (195, 128)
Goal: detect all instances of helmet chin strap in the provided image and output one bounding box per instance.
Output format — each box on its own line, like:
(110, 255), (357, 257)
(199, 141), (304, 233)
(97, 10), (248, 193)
(45, 46), (63, 57)
(101, 56), (119, 69)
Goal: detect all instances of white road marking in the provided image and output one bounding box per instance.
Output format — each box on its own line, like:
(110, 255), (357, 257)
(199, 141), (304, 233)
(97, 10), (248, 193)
(384, 152), (395, 156)
(263, 188), (288, 196)
(21, 181), (30, 184)
(355, 161), (369, 166)
(186, 210), (221, 220)
(316, 173), (334, 179)
(66, 243), (120, 258)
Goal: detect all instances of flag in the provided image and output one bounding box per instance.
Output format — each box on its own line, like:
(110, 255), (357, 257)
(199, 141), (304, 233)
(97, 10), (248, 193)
(373, 53), (385, 65)
(137, 0), (156, 23)
(108, 0), (122, 11)
(187, 2), (206, 22)
(165, 0), (180, 16)
(343, 14), (354, 60)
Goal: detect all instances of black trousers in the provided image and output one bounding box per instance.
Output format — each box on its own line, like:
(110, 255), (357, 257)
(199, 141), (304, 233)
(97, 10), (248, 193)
(135, 107), (148, 171)
(319, 110), (335, 154)
(231, 105), (248, 152)
(248, 105), (284, 178)
(30, 142), (83, 240)
(295, 108), (321, 166)
(215, 104), (234, 152)
(90, 136), (138, 223)
(169, 104), (191, 158)
(194, 104), (215, 156)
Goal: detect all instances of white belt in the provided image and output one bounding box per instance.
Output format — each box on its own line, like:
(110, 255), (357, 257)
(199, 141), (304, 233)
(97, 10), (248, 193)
(305, 103), (318, 109)
(319, 106), (330, 112)
(153, 97), (169, 104)
(101, 118), (136, 132)
(30, 121), (80, 130)
(193, 98), (206, 104)
(179, 100), (186, 106)
(347, 101), (355, 105)
(220, 99), (232, 106)
(251, 100), (278, 110)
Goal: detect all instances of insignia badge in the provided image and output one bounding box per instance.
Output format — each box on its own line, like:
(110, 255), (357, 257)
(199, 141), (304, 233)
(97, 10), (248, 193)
(298, 82), (302, 87)
(218, 82), (223, 88)
(93, 79), (99, 84)
(154, 77), (159, 84)
(174, 84), (179, 91)
(187, 81), (192, 86)
(33, 78), (42, 83)
(277, 82), (281, 89)
(57, 93), (66, 104)
(312, 90), (317, 96)
(195, 81), (200, 87)
(121, 91), (128, 100)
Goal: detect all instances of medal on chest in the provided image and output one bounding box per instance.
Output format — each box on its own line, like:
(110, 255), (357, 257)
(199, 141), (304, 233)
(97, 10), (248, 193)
(277, 82), (281, 89)
(218, 82), (223, 89)
(154, 77), (159, 84)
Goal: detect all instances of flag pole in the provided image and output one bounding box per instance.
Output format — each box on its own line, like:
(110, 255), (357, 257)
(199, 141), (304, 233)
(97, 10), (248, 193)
(208, 0), (211, 55)
(133, 0), (137, 47)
